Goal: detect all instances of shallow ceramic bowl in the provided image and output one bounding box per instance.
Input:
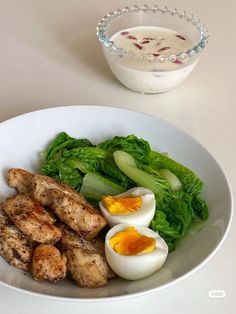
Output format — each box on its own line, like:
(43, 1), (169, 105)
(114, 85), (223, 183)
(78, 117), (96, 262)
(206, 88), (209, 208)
(0, 106), (232, 301)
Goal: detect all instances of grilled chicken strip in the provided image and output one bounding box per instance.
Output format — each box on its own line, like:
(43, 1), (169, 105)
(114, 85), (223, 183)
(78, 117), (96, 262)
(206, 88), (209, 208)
(33, 175), (107, 239)
(89, 238), (115, 279)
(48, 189), (107, 240)
(60, 226), (114, 288)
(33, 174), (82, 206)
(0, 212), (33, 271)
(8, 168), (33, 196)
(7, 170), (107, 239)
(1, 194), (62, 244)
(32, 244), (67, 282)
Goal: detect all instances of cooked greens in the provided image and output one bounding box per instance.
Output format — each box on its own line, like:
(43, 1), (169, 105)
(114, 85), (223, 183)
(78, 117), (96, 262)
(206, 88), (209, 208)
(80, 173), (125, 201)
(41, 132), (208, 251)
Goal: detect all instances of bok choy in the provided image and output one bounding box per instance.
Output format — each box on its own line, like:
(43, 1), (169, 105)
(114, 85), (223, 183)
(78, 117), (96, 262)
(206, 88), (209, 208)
(41, 132), (208, 251)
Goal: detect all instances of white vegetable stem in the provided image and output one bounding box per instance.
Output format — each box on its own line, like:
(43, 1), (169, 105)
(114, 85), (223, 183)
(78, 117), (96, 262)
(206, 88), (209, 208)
(157, 169), (183, 191)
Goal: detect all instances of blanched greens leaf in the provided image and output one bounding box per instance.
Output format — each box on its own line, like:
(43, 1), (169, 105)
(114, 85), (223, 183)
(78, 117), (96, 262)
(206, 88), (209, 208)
(99, 158), (134, 189)
(63, 148), (133, 189)
(41, 159), (82, 190)
(42, 135), (134, 191)
(80, 173), (125, 201)
(148, 151), (203, 196)
(191, 196), (209, 220)
(113, 150), (200, 251)
(45, 132), (93, 161)
(113, 150), (171, 203)
(151, 192), (194, 238)
(142, 166), (183, 192)
(62, 147), (107, 174)
(98, 134), (151, 162)
(62, 146), (107, 161)
(42, 132), (94, 188)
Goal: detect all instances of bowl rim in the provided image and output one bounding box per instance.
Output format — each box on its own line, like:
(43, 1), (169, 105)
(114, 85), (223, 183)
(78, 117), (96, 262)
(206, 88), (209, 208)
(0, 105), (233, 302)
(96, 4), (209, 64)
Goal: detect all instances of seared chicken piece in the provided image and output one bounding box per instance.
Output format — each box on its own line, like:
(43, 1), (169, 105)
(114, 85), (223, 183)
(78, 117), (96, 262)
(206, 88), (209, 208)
(33, 174), (86, 206)
(0, 212), (33, 271)
(48, 189), (106, 240)
(90, 238), (115, 279)
(8, 168), (33, 196)
(1, 194), (62, 244)
(32, 244), (67, 281)
(34, 175), (71, 204)
(33, 175), (107, 239)
(60, 227), (114, 288)
(8, 169), (79, 202)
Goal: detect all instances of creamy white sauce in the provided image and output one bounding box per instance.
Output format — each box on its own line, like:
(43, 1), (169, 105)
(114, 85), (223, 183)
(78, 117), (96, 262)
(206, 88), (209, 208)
(111, 26), (193, 70)
(104, 26), (198, 93)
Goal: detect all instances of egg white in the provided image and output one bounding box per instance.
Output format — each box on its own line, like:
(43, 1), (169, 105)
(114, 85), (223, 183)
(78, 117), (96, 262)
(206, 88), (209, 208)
(105, 223), (168, 280)
(99, 187), (156, 227)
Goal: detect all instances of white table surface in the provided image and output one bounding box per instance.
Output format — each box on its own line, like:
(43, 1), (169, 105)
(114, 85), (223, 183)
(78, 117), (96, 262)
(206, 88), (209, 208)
(0, 0), (235, 313)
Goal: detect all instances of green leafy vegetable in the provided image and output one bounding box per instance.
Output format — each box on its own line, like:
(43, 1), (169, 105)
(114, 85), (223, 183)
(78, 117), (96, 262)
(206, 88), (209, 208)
(80, 173), (125, 201)
(191, 196), (209, 220)
(113, 150), (171, 203)
(98, 158), (133, 189)
(113, 150), (206, 251)
(151, 192), (194, 239)
(147, 151), (203, 196)
(98, 134), (151, 162)
(156, 169), (183, 192)
(45, 132), (93, 161)
(143, 167), (183, 192)
(41, 133), (135, 191)
(41, 132), (208, 252)
(62, 147), (107, 174)
(41, 158), (82, 190)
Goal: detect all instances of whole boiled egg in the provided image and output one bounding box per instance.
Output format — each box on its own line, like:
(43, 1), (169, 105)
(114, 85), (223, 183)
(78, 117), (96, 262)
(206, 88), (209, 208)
(105, 224), (168, 280)
(99, 187), (156, 227)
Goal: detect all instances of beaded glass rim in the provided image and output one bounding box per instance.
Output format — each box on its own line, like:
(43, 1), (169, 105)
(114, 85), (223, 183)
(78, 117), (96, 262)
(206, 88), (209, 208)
(96, 4), (209, 63)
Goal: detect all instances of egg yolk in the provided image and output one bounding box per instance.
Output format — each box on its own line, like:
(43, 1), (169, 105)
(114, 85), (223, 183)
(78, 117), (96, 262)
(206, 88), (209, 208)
(109, 227), (156, 256)
(102, 195), (142, 215)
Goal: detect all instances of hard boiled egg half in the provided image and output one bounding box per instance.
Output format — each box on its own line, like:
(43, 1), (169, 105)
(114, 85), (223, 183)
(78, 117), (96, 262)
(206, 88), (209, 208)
(105, 224), (168, 280)
(99, 187), (156, 227)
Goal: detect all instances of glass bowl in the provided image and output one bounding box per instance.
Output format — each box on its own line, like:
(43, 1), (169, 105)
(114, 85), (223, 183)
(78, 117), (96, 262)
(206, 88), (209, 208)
(97, 4), (209, 93)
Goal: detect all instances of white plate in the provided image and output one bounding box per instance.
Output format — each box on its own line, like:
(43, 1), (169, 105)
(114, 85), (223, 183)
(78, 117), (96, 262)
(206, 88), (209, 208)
(0, 105), (233, 301)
